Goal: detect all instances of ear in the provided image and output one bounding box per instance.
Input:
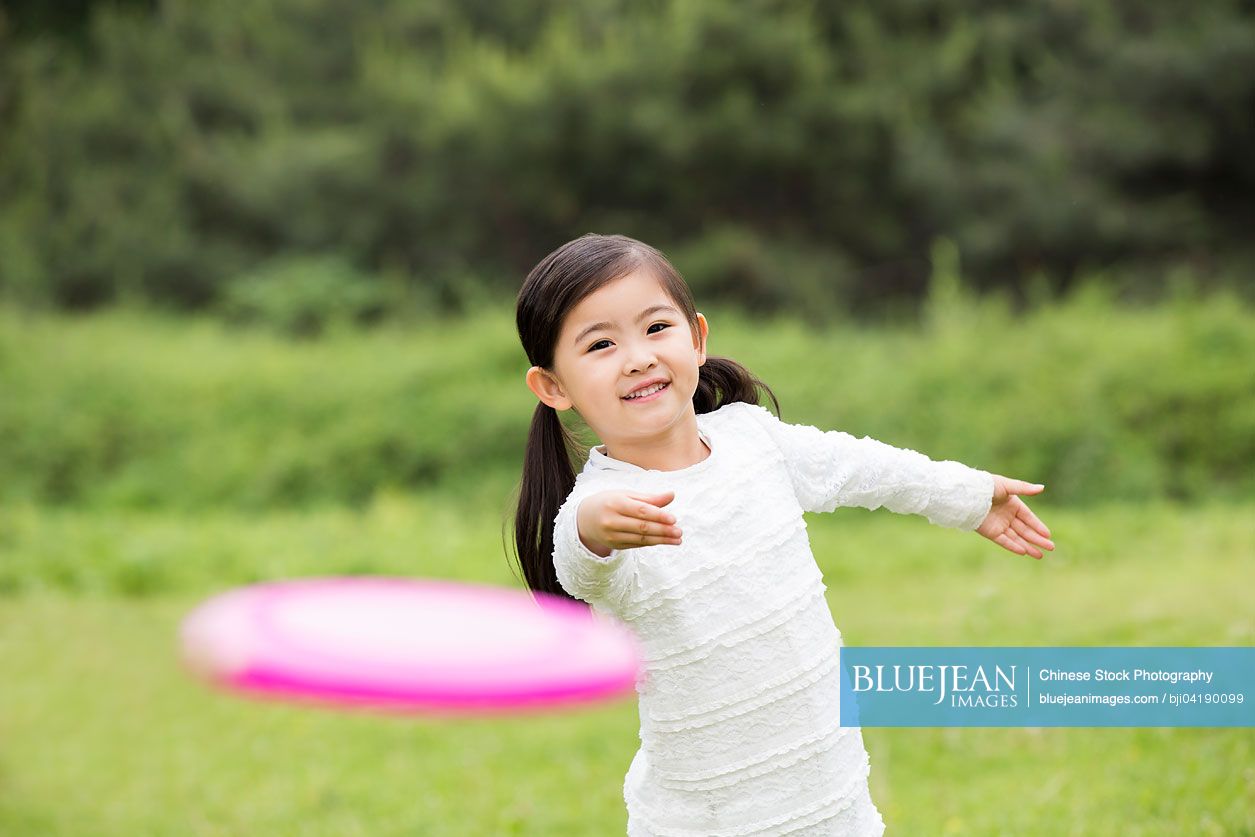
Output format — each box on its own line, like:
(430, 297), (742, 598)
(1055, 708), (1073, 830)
(694, 313), (710, 367)
(526, 366), (573, 411)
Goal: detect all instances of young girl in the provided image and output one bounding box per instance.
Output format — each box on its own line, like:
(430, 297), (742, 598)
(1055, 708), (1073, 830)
(511, 233), (1053, 836)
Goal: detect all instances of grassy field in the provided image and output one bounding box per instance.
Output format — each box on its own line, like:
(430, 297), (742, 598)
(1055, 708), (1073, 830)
(2, 497), (1252, 835)
(2, 292), (1252, 834)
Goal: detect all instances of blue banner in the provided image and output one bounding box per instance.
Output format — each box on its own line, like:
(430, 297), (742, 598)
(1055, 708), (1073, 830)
(837, 647), (1253, 727)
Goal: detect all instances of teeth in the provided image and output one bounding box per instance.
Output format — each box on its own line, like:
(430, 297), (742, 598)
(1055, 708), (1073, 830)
(626, 382), (666, 399)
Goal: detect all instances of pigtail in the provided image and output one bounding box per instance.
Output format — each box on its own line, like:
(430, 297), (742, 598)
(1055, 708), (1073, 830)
(511, 401), (584, 604)
(694, 354), (782, 418)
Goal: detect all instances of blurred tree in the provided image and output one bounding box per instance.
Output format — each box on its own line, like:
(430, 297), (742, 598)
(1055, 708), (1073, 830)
(0, 0), (156, 43)
(0, 0), (1250, 318)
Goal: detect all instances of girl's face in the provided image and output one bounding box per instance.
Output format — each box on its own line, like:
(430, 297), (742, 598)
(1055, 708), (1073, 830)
(526, 269), (708, 444)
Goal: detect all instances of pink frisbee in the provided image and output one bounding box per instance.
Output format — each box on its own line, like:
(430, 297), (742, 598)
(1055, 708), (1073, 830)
(179, 577), (643, 716)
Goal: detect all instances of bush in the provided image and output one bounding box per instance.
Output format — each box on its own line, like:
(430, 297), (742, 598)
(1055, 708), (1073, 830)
(217, 255), (390, 338)
(1, 281), (1252, 511)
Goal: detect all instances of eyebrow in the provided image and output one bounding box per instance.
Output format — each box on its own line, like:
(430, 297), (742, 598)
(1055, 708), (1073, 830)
(571, 304), (681, 347)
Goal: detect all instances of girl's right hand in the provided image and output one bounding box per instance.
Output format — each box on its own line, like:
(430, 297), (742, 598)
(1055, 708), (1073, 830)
(576, 490), (683, 556)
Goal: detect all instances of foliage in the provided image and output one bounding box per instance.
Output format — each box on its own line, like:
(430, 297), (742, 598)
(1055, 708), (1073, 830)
(1, 0), (1252, 317)
(217, 254), (393, 338)
(1, 281), (1252, 513)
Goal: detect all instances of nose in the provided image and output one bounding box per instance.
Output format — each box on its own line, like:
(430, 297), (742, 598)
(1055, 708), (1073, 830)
(623, 340), (658, 375)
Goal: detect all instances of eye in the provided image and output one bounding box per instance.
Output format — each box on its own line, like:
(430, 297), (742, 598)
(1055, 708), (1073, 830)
(586, 323), (671, 353)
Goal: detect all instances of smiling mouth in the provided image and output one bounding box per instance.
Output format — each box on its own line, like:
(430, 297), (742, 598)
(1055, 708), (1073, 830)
(622, 382), (670, 402)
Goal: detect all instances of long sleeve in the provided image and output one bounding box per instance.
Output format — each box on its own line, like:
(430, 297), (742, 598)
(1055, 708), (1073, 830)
(551, 483), (633, 605)
(740, 402), (994, 529)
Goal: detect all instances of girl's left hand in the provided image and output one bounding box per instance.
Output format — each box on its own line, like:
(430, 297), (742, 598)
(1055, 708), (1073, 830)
(976, 475), (1055, 559)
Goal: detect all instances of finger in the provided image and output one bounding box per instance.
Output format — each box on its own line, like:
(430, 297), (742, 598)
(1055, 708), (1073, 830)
(1015, 501), (1052, 539)
(1011, 517), (1055, 551)
(996, 530), (1041, 558)
(609, 514), (682, 546)
(1008, 479), (1045, 496)
(610, 531), (682, 549)
(1009, 530), (1043, 559)
(995, 532), (1026, 555)
(629, 490), (676, 509)
(620, 494), (678, 525)
(606, 532), (680, 550)
(612, 517), (682, 544)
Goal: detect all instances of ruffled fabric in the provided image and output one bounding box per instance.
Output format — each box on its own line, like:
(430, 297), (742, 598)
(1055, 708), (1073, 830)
(551, 401), (992, 835)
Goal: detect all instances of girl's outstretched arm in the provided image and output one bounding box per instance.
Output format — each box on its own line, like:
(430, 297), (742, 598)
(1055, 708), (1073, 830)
(738, 402), (995, 531)
(974, 477), (1055, 559)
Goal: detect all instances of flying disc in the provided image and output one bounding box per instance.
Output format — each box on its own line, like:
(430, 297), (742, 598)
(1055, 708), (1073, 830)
(179, 577), (643, 716)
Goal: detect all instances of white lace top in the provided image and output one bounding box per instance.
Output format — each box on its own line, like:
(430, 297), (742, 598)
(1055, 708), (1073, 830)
(552, 401), (994, 836)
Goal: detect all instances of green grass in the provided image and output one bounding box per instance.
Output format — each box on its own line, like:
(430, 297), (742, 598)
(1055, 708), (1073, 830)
(2, 499), (1252, 835)
(2, 292), (1252, 833)
(4, 282), (1255, 511)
